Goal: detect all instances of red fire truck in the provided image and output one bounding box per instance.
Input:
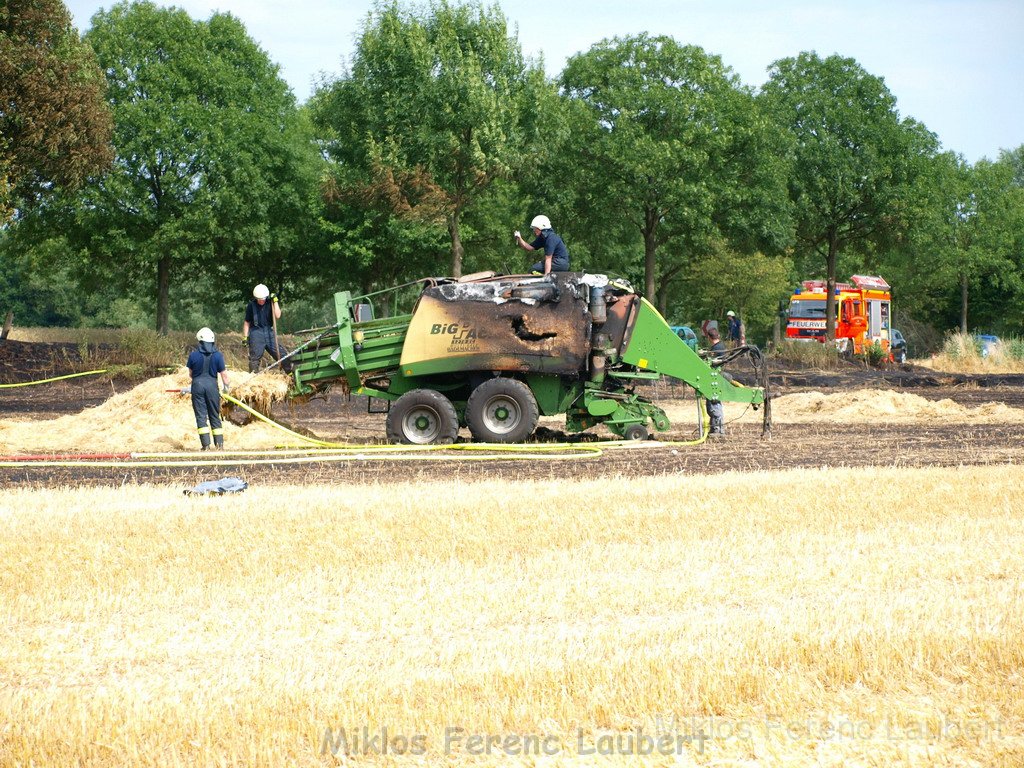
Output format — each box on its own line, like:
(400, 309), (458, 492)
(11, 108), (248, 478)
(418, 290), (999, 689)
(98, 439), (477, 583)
(785, 275), (893, 356)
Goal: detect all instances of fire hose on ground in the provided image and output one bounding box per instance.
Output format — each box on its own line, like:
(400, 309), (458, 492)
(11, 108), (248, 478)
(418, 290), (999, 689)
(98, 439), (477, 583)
(0, 369), (109, 388)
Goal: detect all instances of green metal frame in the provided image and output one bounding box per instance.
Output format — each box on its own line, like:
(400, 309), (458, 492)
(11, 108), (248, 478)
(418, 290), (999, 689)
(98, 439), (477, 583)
(291, 290), (413, 396)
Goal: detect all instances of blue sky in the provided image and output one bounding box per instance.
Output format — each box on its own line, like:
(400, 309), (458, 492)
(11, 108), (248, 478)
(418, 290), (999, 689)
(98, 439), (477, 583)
(65, 0), (1023, 163)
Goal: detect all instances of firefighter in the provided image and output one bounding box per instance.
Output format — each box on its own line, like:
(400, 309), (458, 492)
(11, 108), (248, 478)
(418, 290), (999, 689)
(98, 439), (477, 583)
(705, 327), (726, 438)
(243, 283), (282, 372)
(726, 310), (745, 347)
(186, 327), (231, 450)
(513, 214), (570, 275)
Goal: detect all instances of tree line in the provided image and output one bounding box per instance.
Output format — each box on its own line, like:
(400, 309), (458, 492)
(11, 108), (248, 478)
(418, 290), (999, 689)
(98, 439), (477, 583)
(2, 0), (1022, 343)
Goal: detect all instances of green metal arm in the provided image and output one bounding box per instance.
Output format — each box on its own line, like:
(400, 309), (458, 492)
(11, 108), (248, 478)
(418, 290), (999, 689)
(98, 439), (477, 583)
(619, 298), (765, 405)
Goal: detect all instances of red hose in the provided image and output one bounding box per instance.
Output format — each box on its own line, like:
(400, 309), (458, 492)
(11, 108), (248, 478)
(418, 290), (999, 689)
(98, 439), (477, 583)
(0, 453), (133, 462)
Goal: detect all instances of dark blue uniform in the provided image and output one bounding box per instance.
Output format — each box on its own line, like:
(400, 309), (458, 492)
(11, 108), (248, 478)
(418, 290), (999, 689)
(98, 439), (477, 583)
(187, 341), (226, 449)
(245, 298), (281, 372)
(728, 316), (742, 344)
(529, 228), (570, 273)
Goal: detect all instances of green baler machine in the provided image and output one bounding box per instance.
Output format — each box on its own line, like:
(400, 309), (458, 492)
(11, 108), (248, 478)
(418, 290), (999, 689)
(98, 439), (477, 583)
(289, 272), (768, 444)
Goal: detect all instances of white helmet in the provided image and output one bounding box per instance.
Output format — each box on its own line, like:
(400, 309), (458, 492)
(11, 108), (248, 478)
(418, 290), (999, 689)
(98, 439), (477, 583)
(253, 283), (270, 299)
(726, 310), (736, 317)
(196, 327), (215, 343)
(530, 215), (551, 231)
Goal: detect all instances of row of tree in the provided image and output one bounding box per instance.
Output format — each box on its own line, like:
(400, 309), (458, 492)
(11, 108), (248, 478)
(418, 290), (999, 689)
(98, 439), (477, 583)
(2, 0), (1022, 342)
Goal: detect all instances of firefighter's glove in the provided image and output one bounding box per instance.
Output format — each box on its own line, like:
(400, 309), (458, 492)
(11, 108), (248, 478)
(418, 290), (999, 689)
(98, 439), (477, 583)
(222, 383), (231, 393)
(513, 230), (521, 240)
(241, 337), (248, 347)
(179, 386), (192, 395)
(271, 293), (278, 303)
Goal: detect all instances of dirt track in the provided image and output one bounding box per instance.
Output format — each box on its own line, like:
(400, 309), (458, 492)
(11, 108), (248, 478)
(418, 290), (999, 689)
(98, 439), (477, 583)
(4, 339), (1024, 488)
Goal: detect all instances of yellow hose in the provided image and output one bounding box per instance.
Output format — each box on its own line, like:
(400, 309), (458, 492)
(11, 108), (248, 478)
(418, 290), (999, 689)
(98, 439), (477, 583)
(0, 450), (599, 469)
(0, 369), (108, 388)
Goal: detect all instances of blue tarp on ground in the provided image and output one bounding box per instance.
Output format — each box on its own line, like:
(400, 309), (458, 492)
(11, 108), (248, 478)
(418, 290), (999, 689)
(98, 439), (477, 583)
(183, 477), (248, 496)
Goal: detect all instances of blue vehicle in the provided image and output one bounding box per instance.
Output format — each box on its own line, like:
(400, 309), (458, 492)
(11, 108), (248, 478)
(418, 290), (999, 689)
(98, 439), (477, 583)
(975, 334), (1001, 358)
(670, 325), (698, 352)
(891, 328), (908, 364)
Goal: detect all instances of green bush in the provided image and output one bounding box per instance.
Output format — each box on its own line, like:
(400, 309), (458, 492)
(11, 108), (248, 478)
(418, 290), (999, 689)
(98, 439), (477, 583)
(863, 341), (888, 367)
(942, 333), (976, 361)
(1005, 336), (1024, 361)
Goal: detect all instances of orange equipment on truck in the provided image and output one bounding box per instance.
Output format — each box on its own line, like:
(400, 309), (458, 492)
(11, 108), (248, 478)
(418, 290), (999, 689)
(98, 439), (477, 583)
(785, 275), (893, 356)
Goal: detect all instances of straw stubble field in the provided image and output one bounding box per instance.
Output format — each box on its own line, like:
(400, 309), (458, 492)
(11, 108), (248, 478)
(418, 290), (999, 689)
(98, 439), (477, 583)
(1, 470), (1022, 766)
(2, 358), (1024, 765)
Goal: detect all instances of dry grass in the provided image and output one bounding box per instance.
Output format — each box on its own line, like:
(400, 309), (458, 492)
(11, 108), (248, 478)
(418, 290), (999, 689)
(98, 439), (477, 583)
(919, 333), (1024, 374)
(771, 340), (842, 369)
(7, 327), (153, 345)
(7, 328), (261, 375)
(1, 467), (1021, 766)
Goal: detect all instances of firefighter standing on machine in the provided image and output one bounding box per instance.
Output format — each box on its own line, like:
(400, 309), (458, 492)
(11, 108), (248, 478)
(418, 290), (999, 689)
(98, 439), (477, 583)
(186, 328), (231, 450)
(243, 283), (282, 372)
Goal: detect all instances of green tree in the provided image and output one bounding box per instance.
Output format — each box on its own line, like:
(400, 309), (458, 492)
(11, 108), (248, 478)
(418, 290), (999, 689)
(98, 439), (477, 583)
(759, 52), (937, 340)
(956, 158), (1024, 331)
(0, 0), (112, 223)
(313, 0), (547, 279)
(888, 152), (1024, 333)
(678, 246), (793, 343)
(558, 34), (792, 305)
(71, 0), (322, 333)
(318, 172), (449, 302)
(1000, 145), (1024, 188)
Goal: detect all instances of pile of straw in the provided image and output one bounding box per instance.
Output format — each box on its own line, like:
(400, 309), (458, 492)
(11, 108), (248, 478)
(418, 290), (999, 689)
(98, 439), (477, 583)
(0, 369), (296, 453)
(229, 369), (292, 416)
(757, 389), (1024, 424)
(662, 388), (1024, 426)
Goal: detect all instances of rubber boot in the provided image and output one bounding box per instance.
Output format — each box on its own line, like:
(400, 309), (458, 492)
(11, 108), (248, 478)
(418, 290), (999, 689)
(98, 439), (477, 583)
(214, 436), (224, 451)
(199, 434), (212, 451)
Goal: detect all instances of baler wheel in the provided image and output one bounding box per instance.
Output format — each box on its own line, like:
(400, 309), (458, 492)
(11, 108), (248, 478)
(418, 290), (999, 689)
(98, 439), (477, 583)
(466, 378), (539, 444)
(386, 389), (460, 445)
(622, 424), (649, 441)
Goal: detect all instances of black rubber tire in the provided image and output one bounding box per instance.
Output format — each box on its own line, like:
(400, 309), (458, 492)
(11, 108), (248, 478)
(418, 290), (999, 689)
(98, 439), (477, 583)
(622, 424), (649, 441)
(466, 378), (539, 444)
(386, 389), (459, 445)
